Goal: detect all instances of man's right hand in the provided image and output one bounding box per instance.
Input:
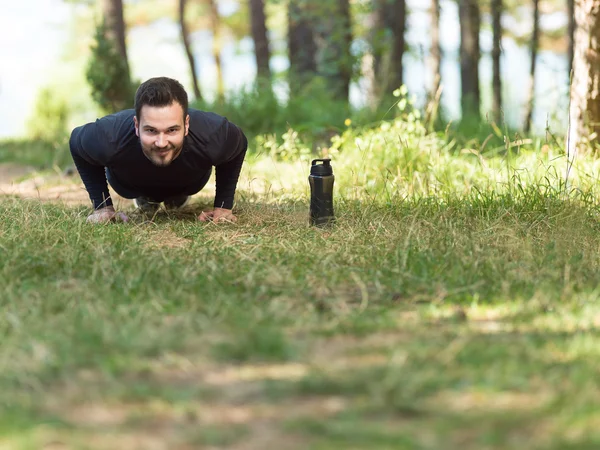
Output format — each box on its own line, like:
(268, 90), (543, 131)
(86, 206), (128, 224)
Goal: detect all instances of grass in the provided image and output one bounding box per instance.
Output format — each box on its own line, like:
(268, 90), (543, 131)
(2, 181), (600, 448)
(3, 110), (600, 447)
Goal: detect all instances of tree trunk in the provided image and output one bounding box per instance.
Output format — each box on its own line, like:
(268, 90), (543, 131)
(491, 0), (502, 124)
(95, 0), (132, 111)
(568, 0), (576, 76)
(179, 0), (202, 100)
(568, 0), (600, 155)
(288, 0), (317, 94)
(367, 0), (386, 107)
(102, 0), (129, 72)
(369, 0), (406, 106)
(338, 0), (353, 101)
(459, 0), (481, 122)
(388, 0), (407, 93)
(524, 0), (540, 133)
(249, 0), (272, 80)
(314, 0), (353, 101)
(206, 0), (224, 101)
(425, 0), (442, 126)
(365, 5), (380, 108)
(429, 0), (441, 100)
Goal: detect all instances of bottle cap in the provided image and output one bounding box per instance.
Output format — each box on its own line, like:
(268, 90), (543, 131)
(310, 159), (333, 176)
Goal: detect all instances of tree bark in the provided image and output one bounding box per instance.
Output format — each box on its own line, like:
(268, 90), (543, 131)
(459, 0), (481, 122)
(367, 0), (386, 107)
(388, 0), (407, 93)
(491, 0), (502, 124)
(568, 0), (576, 76)
(338, 0), (353, 101)
(524, 0), (540, 133)
(249, 0), (272, 80)
(568, 0), (600, 155)
(314, 0), (353, 101)
(206, 0), (224, 101)
(369, 0), (406, 106)
(288, 0), (317, 93)
(179, 0), (202, 100)
(365, 5), (380, 108)
(429, 0), (441, 100)
(102, 0), (129, 73)
(425, 0), (442, 126)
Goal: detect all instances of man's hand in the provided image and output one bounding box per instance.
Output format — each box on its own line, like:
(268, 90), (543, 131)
(198, 207), (237, 223)
(86, 206), (128, 224)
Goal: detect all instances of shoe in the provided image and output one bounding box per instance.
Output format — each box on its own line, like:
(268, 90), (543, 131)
(164, 194), (190, 210)
(133, 196), (160, 214)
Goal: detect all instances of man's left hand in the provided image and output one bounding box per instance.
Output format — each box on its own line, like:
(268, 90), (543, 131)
(198, 207), (237, 223)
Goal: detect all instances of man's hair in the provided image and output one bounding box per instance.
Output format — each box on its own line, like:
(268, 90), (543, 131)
(134, 77), (189, 119)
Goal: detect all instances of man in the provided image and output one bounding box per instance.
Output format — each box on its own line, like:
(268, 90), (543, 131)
(69, 76), (247, 224)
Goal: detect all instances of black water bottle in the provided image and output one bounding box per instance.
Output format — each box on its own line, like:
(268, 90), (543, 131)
(309, 158), (335, 227)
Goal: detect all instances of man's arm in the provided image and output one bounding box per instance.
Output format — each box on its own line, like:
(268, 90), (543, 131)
(201, 123), (247, 222)
(214, 140), (247, 210)
(69, 124), (113, 209)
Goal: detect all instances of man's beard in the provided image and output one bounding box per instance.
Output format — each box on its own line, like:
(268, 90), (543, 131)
(140, 141), (183, 167)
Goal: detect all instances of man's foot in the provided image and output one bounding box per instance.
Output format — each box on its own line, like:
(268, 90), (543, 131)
(164, 194), (190, 210)
(133, 196), (160, 214)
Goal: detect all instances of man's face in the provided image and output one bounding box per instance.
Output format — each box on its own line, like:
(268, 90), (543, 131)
(134, 102), (190, 167)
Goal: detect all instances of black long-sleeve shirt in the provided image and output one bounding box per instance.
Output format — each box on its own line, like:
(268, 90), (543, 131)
(69, 108), (247, 210)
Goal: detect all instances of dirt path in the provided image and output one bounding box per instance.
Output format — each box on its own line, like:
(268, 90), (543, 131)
(0, 160), (307, 208)
(0, 163), (93, 205)
(0, 163), (36, 186)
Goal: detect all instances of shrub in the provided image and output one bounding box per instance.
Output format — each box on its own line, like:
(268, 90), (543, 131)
(27, 87), (70, 142)
(86, 20), (135, 114)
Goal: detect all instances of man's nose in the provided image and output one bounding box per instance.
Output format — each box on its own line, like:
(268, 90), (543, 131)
(155, 133), (168, 148)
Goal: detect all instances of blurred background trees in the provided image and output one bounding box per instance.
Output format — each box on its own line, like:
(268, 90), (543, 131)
(568, 0), (600, 156)
(458, 0), (481, 127)
(86, 0), (136, 113)
(249, 0), (271, 81)
(11, 0), (600, 153)
(179, 0), (203, 100)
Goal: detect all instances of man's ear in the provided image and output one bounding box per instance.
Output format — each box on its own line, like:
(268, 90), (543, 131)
(133, 116), (139, 137)
(185, 114), (190, 136)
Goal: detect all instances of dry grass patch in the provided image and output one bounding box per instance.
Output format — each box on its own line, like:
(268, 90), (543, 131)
(424, 389), (552, 414)
(141, 229), (191, 249)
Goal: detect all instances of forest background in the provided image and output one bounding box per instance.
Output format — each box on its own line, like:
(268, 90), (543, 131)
(0, 0), (577, 144)
(4, 1), (600, 449)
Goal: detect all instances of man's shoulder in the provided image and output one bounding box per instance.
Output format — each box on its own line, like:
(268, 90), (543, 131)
(98, 109), (136, 133)
(95, 110), (137, 149)
(71, 109), (136, 161)
(187, 108), (244, 143)
(78, 109), (135, 138)
(188, 108), (227, 128)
